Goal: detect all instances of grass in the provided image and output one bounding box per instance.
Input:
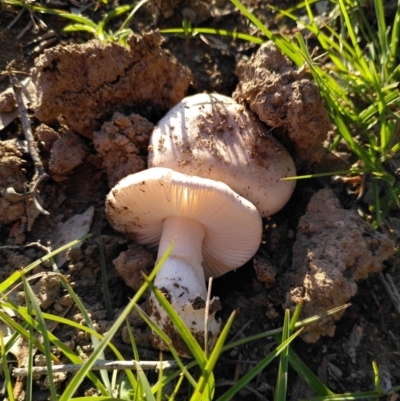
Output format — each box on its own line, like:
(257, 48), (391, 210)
(0, 0), (399, 399)
(0, 237), (399, 400)
(4, 0), (399, 226)
(162, 0), (400, 227)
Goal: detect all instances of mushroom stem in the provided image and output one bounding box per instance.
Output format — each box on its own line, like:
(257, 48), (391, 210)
(156, 216), (206, 296)
(149, 216), (221, 354)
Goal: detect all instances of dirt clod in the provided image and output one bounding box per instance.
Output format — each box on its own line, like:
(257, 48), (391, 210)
(35, 124), (60, 152)
(113, 243), (155, 291)
(0, 140), (27, 224)
(284, 189), (395, 342)
(254, 254), (277, 288)
(32, 32), (192, 138)
(18, 273), (61, 309)
(49, 132), (89, 176)
(233, 41), (331, 165)
(94, 112), (153, 187)
(0, 92), (16, 113)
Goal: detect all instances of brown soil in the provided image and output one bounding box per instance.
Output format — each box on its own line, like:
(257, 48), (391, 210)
(0, 2), (399, 400)
(233, 41), (332, 166)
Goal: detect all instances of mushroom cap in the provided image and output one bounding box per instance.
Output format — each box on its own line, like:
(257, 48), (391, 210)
(148, 92), (296, 217)
(106, 167), (262, 278)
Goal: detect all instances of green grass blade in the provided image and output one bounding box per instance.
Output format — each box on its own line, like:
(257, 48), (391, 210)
(216, 328), (303, 401)
(134, 305), (198, 389)
(389, 0), (400, 64)
(289, 301), (303, 332)
(160, 27), (264, 44)
(118, 0), (150, 33)
(0, 235), (90, 294)
(24, 281), (34, 401)
(0, 309), (55, 362)
(125, 321), (140, 396)
(55, 12), (98, 29)
(169, 371), (186, 401)
(372, 361), (384, 394)
(223, 304), (350, 352)
(374, 0), (388, 64)
(97, 4), (131, 40)
(0, 330), (15, 401)
(51, 269), (112, 393)
(303, 390), (391, 400)
(191, 311), (236, 401)
(275, 310), (290, 401)
(59, 242), (174, 401)
(337, 0), (371, 78)
(70, 396), (126, 401)
(134, 360), (156, 401)
(22, 276), (58, 401)
(288, 349), (333, 396)
(230, 0), (303, 65)
(63, 24), (98, 34)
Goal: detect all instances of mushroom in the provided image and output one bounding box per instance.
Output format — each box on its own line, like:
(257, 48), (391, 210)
(106, 167), (262, 355)
(148, 92), (296, 217)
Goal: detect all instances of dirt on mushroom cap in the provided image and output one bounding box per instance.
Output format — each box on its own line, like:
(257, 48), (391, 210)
(149, 93), (296, 217)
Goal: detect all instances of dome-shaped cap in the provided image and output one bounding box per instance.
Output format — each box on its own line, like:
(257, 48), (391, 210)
(149, 93), (296, 217)
(106, 167), (262, 277)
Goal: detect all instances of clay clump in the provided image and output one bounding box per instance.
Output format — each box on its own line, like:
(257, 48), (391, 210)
(113, 243), (155, 292)
(93, 112), (153, 187)
(0, 140), (27, 224)
(233, 41), (331, 165)
(284, 188), (395, 342)
(49, 132), (89, 177)
(32, 32), (192, 138)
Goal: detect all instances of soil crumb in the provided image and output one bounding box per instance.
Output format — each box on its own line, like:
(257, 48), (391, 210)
(284, 188), (395, 343)
(94, 112), (153, 187)
(49, 132), (89, 177)
(113, 243), (155, 291)
(0, 139), (27, 224)
(32, 32), (192, 138)
(18, 273), (61, 309)
(233, 41), (331, 165)
(35, 124), (60, 152)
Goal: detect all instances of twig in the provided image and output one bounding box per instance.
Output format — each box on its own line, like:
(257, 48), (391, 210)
(7, 67), (49, 216)
(12, 359), (178, 377)
(16, 19), (33, 40)
(379, 272), (400, 316)
(7, 8), (25, 29)
(0, 241), (50, 254)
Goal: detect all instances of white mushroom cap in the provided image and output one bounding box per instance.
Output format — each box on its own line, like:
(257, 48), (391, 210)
(148, 93), (296, 217)
(106, 167), (262, 278)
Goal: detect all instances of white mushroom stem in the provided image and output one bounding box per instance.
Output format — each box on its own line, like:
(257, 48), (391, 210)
(149, 216), (221, 347)
(156, 216), (207, 298)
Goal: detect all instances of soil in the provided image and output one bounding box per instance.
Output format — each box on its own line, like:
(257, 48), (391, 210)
(0, 1), (399, 400)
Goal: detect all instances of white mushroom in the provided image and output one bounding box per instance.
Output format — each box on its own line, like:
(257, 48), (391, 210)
(106, 167), (262, 355)
(149, 92), (296, 217)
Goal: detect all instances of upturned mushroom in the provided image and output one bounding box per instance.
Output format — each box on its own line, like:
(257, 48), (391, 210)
(106, 167), (262, 355)
(148, 92), (296, 217)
